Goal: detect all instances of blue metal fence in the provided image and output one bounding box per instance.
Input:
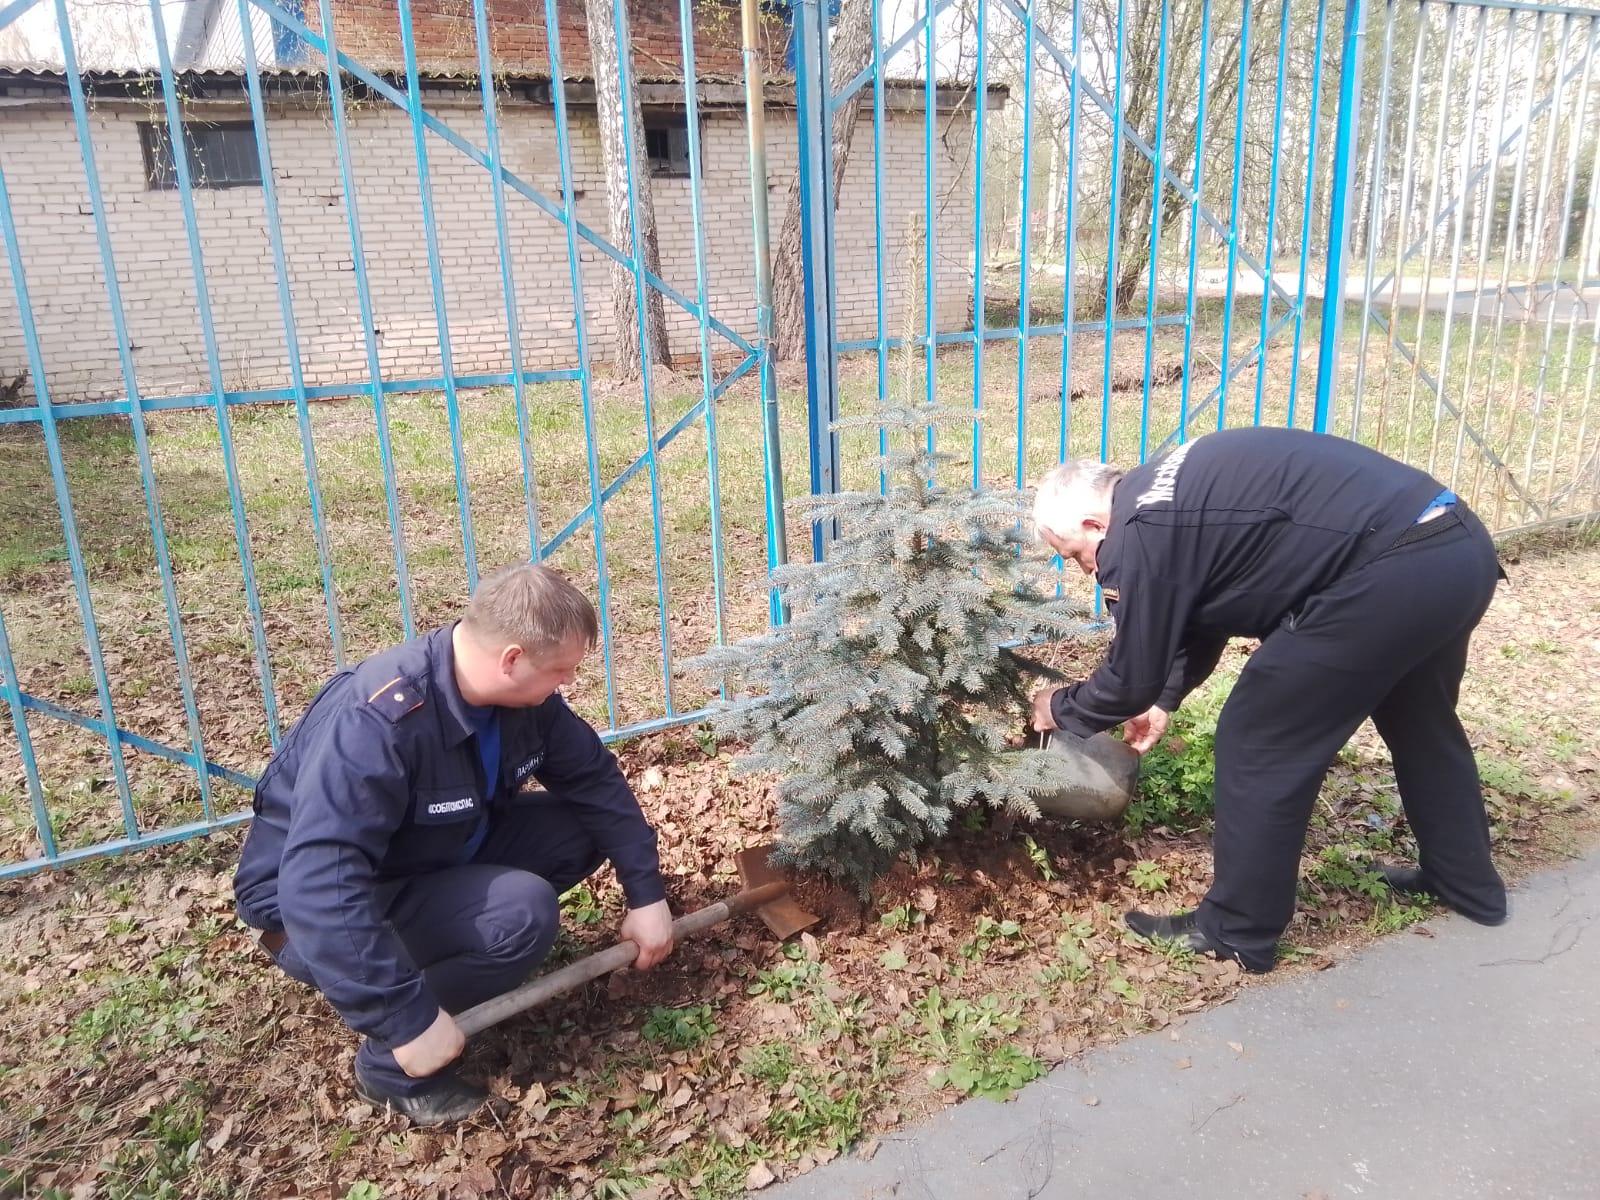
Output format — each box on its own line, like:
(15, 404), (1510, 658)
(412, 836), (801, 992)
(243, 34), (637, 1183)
(1, 0), (1596, 877)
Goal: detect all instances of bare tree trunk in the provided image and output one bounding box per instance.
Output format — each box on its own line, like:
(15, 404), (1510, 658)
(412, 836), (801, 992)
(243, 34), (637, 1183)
(772, 0), (876, 361)
(586, 0), (669, 375)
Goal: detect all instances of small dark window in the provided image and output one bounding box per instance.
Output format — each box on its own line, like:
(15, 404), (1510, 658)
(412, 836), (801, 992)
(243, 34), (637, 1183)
(642, 111), (694, 178)
(140, 121), (262, 190)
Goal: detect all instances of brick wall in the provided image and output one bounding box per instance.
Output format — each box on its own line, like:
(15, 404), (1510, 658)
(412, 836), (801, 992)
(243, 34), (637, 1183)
(0, 87), (975, 403)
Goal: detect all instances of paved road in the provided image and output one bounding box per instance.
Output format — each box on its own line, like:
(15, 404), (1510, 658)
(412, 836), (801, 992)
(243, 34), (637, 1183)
(770, 849), (1600, 1199)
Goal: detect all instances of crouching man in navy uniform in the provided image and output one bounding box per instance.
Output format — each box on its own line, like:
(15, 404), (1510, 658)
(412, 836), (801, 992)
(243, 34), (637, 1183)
(1029, 427), (1508, 974)
(234, 563), (674, 1125)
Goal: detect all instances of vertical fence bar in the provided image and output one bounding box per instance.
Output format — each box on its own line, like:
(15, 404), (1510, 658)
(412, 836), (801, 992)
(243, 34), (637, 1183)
(147, 0), (276, 767)
(55, 0), (188, 836)
(1217, 0), (1253, 432)
(1177, 0), (1213, 446)
(543, 0), (619, 727)
(1544, 19), (1600, 509)
(471, 0), (544, 564)
(923, 0), (938, 456)
(741, 0), (788, 624)
(0, 151), (136, 852)
(1506, 14), (1574, 525)
(1253, 0), (1293, 427)
(1138, 0), (1171, 462)
(1015, 0), (1037, 486)
(675, 0), (729, 653)
(237, 0), (344, 668)
(1101, 0), (1128, 461)
(1350, 0), (1396, 441)
(1285, 0), (1330, 427)
(608, 0), (676, 712)
(796, 0), (840, 555)
(0, 602), (53, 860)
(1452, 8), (1521, 491)
(1373, 2), (1430, 451)
(1056, 0), (1081, 463)
(315, 0), (415, 638)
(1401, 4), (1458, 458)
(1426, 6), (1490, 475)
(1473, 11), (1546, 509)
(1313, 0), (1365, 435)
(1530, 18), (1598, 500)
(871, 0), (890, 496)
(972, 0), (987, 486)
(397, 0), (480, 591)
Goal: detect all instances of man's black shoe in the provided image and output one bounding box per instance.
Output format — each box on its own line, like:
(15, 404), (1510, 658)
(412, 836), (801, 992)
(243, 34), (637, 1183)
(355, 1066), (488, 1127)
(1371, 862), (1508, 926)
(1124, 909), (1266, 972)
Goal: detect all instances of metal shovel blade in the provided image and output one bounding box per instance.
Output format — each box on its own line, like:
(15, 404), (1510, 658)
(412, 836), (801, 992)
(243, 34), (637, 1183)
(735, 843), (820, 939)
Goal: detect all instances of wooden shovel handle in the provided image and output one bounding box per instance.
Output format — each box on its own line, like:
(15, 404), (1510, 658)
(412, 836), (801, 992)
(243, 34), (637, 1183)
(455, 881), (789, 1036)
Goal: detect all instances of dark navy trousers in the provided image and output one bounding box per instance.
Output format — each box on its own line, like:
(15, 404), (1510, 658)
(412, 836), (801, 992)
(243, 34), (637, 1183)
(270, 798), (603, 1096)
(1194, 507), (1508, 972)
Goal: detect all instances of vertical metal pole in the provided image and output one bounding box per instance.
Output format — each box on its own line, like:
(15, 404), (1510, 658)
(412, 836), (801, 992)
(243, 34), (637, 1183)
(1453, 10), (1521, 491)
(1138, 0), (1172, 462)
(742, 0), (789, 624)
(1286, 0), (1331, 427)
(1253, 0), (1293, 427)
(923, 0), (938, 458)
(972, 0), (988, 486)
(1057, 0), (1081, 463)
(797, 0), (841, 556)
(237, 0), (344, 668)
(396, 0), (479, 590)
(1218, 0), (1253, 432)
(870, 0), (890, 497)
(542, 0), (618, 727)
(147, 0), (277, 765)
(470, 0), (544, 564)
(1351, 0), (1398, 442)
(1401, 4), (1458, 459)
(1101, 0), (1128, 461)
(0, 602), (52, 860)
(316, 0), (415, 637)
(675, 0), (729, 653)
(1177, 0), (1212, 447)
(1312, 0), (1367, 434)
(1426, 6), (1491, 475)
(613, 0), (676, 711)
(1015, 0), (1037, 486)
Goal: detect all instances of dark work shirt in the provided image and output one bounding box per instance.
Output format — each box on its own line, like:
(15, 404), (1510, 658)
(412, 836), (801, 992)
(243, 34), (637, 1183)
(1051, 427), (1443, 738)
(233, 623), (663, 1048)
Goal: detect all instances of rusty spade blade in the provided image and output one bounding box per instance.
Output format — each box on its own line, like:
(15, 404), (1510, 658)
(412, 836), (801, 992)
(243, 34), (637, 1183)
(735, 843), (820, 939)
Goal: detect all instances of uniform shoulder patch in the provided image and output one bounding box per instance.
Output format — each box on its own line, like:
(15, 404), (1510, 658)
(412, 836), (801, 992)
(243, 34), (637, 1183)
(365, 675), (425, 723)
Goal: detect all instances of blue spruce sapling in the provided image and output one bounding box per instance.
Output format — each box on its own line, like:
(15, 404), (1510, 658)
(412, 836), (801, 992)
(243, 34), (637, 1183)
(689, 403), (1089, 890)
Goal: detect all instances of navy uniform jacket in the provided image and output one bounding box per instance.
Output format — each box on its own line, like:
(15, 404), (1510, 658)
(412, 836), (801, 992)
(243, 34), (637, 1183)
(1050, 427), (1444, 738)
(233, 623), (663, 1049)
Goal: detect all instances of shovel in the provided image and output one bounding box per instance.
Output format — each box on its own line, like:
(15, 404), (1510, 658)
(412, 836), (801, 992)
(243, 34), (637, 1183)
(455, 844), (818, 1037)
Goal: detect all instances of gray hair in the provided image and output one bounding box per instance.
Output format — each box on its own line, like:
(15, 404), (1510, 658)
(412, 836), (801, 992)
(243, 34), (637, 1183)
(1032, 460), (1122, 540)
(462, 563), (599, 652)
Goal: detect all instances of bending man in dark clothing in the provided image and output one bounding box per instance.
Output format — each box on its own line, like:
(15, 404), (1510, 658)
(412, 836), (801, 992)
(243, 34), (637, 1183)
(234, 563), (674, 1124)
(1030, 427), (1508, 974)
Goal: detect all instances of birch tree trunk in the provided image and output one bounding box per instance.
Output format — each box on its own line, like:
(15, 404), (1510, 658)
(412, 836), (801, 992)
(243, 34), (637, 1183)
(586, 0), (670, 375)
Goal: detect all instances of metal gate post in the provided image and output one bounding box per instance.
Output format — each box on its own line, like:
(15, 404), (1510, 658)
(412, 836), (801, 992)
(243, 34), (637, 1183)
(1313, 0), (1367, 433)
(794, 0), (841, 557)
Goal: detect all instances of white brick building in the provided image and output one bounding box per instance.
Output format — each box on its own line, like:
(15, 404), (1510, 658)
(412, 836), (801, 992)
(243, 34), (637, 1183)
(0, 1), (988, 405)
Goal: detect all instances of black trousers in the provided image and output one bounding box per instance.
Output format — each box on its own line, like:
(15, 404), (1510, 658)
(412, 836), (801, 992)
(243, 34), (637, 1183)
(1194, 508), (1507, 972)
(272, 798), (604, 1096)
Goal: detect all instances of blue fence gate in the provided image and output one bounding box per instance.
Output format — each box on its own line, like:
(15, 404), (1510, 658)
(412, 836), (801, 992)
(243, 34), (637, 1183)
(0, 0), (1595, 877)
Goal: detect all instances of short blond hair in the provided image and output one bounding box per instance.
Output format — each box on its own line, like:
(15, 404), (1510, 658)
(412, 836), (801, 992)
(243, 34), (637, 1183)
(462, 563), (599, 652)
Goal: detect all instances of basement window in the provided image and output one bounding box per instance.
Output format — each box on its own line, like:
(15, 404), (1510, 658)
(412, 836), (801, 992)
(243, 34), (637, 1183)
(642, 110), (695, 178)
(140, 121), (262, 190)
